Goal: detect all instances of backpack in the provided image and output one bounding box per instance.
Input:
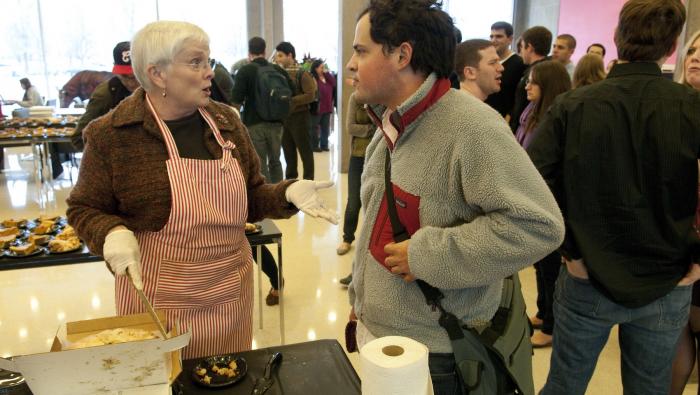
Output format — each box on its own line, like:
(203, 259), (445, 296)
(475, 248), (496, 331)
(295, 69), (320, 115)
(254, 63), (292, 121)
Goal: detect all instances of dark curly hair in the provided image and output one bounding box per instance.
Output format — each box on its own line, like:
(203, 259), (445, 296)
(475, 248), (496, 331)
(359, 0), (456, 79)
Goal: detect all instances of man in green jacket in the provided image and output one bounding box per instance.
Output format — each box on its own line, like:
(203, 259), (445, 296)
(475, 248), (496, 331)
(72, 42), (139, 150)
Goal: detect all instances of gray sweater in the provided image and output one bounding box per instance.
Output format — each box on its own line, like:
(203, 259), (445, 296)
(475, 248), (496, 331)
(349, 74), (565, 353)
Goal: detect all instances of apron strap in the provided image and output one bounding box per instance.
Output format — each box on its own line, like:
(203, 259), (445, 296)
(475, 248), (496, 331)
(199, 107), (236, 172)
(145, 93), (236, 172)
(145, 93), (182, 159)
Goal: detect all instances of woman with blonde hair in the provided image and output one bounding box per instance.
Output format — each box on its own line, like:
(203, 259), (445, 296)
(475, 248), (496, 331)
(67, 21), (336, 359)
(670, 29), (700, 395)
(572, 53), (606, 88)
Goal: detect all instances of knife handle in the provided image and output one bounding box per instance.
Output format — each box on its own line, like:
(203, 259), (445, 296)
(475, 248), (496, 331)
(263, 352), (282, 379)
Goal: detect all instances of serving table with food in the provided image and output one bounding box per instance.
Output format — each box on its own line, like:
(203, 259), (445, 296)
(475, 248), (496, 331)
(0, 215), (101, 271)
(0, 116), (81, 209)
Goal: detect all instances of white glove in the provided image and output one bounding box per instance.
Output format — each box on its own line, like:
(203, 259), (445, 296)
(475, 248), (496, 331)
(285, 180), (339, 225)
(103, 228), (143, 290)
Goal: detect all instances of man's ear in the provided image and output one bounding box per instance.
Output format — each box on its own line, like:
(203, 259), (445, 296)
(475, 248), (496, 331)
(147, 63), (167, 90)
(463, 66), (477, 81)
(396, 42), (413, 69)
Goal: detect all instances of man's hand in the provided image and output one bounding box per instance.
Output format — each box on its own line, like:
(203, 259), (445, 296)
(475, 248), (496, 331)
(384, 240), (416, 282)
(564, 258), (589, 280)
(349, 306), (357, 321)
(678, 263), (700, 286)
(285, 180), (339, 224)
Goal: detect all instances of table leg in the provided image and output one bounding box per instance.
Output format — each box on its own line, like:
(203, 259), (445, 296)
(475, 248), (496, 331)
(31, 142), (43, 208)
(276, 237), (284, 345)
(257, 245), (263, 330)
(41, 142), (56, 211)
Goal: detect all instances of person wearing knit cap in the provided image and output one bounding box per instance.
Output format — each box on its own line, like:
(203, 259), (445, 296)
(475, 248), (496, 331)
(71, 41), (140, 150)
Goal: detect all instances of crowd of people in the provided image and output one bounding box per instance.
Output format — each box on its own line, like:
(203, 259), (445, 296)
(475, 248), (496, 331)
(2, 0), (698, 393)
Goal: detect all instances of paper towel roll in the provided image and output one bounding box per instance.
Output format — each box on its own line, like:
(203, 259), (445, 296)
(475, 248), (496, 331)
(360, 336), (434, 395)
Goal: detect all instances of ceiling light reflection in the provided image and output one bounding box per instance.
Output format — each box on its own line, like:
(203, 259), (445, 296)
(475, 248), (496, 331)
(327, 311), (337, 323)
(91, 294), (101, 309)
(57, 311), (66, 321)
(252, 339), (258, 350)
(307, 329), (316, 341)
(8, 180), (28, 208)
(18, 328), (27, 339)
(30, 297), (39, 312)
(316, 289), (322, 299)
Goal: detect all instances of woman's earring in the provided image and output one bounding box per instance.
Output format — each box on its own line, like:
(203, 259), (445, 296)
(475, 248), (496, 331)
(162, 89), (167, 98)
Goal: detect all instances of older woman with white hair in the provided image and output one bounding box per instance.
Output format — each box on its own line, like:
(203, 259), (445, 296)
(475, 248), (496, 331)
(67, 21), (336, 359)
(670, 29), (700, 395)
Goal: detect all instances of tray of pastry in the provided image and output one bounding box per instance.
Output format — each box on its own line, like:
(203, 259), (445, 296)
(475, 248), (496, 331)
(0, 216), (84, 259)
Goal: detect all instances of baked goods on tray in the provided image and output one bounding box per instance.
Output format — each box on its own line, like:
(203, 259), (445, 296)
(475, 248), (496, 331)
(2, 219), (27, 228)
(28, 234), (51, 246)
(33, 221), (56, 235)
(0, 234), (16, 248)
(55, 225), (75, 240)
(65, 328), (160, 350)
(9, 243), (37, 256)
(48, 237), (81, 253)
(0, 227), (20, 237)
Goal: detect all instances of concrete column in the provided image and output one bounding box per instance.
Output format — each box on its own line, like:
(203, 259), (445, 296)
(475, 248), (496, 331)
(513, 0), (561, 43)
(338, 0), (366, 173)
(246, 0), (284, 48)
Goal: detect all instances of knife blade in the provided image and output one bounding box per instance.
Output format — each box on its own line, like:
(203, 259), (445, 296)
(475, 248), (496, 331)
(251, 352), (282, 395)
(128, 272), (169, 339)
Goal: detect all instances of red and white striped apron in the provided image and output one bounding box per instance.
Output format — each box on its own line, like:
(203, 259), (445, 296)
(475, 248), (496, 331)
(115, 95), (252, 359)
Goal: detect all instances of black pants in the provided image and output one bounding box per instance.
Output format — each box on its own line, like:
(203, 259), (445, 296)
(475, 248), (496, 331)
(282, 111), (314, 180)
(251, 245), (280, 290)
(342, 155), (364, 243)
(534, 251), (562, 335)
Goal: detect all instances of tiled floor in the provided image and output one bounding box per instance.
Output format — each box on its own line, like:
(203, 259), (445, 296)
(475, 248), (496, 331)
(0, 142), (696, 394)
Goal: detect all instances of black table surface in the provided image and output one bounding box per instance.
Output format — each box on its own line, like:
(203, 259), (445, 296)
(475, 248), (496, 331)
(0, 219), (280, 272)
(174, 339), (360, 395)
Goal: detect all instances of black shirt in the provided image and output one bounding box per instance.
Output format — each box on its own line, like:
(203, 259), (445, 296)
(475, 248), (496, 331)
(527, 62), (700, 308)
(509, 56), (549, 132)
(232, 58), (293, 127)
(164, 111), (214, 160)
(485, 53), (526, 117)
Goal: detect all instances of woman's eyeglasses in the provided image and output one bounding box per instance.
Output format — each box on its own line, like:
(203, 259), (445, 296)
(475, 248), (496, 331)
(175, 58), (216, 72)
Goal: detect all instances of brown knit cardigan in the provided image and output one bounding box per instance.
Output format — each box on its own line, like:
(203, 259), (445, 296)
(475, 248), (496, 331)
(66, 88), (297, 256)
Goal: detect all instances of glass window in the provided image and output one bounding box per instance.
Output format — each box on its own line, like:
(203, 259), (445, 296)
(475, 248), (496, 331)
(444, 0), (514, 41)
(0, 0), (45, 104)
(40, 0), (157, 105)
(283, 0), (339, 72)
(158, 0), (248, 73)
(0, 0), (246, 105)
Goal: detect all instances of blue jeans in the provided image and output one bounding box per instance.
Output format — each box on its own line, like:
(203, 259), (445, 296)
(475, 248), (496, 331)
(542, 267), (691, 395)
(309, 113), (321, 150)
(342, 155), (364, 243)
(318, 112), (331, 149)
(429, 353), (465, 395)
(248, 122), (283, 183)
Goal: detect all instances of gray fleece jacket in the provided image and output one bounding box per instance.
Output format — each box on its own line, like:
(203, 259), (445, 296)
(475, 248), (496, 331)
(349, 73), (565, 353)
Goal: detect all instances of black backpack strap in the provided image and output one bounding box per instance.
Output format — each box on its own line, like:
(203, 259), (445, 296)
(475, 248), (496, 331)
(383, 147), (491, 391)
(383, 148), (463, 339)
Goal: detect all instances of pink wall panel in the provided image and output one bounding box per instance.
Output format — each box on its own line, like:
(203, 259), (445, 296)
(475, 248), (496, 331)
(557, 0), (678, 66)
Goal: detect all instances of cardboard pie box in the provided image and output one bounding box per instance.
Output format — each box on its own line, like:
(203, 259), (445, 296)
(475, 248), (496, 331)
(0, 311), (191, 395)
